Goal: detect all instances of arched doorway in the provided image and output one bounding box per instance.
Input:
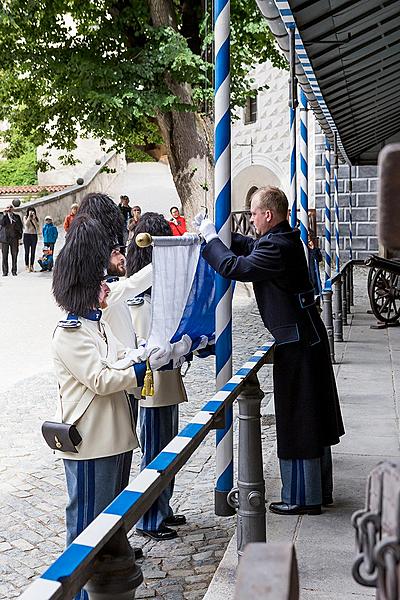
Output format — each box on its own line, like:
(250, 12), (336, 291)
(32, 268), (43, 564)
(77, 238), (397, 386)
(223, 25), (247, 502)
(232, 164), (281, 211)
(245, 186), (258, 209)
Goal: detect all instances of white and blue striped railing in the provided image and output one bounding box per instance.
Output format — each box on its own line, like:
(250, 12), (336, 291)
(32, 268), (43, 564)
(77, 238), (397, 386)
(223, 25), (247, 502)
(214, 0), (234, 514)
(19, 342), (274, 600)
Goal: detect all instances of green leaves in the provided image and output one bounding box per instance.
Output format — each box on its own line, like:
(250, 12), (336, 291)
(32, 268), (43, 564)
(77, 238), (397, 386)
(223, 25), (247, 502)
(0, 0), (286, 164)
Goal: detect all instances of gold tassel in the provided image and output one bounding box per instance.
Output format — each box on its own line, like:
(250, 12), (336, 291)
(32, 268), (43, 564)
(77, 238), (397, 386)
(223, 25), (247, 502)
(142, 360), (154, 397)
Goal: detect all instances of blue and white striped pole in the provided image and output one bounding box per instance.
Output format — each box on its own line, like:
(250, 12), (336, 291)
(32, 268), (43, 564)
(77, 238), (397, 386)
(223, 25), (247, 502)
(333, 134), (340, 273)
(288, 25), (298, 228)
(324, 138), (332, 287)
(348, 165), (353, 260)
(299, 88), (309, 260)
(214, 0), (234, 516)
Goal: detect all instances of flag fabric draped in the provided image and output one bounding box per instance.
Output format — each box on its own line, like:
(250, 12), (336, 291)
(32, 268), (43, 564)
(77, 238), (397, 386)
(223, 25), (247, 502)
(146, 237), (216, 367)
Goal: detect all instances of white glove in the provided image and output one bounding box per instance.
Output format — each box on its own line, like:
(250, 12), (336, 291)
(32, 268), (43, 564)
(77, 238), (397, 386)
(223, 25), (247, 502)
(171, 334), (192, 359)
(199, 218), (218, 243)
(124, 346), (148, 364)
(193, 212), (206, 229)
(149, 343), (172, 370)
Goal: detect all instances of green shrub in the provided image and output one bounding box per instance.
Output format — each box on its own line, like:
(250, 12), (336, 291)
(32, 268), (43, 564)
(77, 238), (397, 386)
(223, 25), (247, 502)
(0, 149), (37, 186)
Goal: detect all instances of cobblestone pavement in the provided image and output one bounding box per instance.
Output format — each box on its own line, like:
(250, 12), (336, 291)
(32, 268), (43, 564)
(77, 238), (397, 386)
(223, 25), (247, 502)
(0, 280), (276, 599)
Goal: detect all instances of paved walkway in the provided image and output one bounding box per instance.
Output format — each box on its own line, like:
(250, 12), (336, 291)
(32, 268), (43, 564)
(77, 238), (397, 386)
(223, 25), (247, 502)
(0, 254), (273, 599)
(205, 267), (400, 600)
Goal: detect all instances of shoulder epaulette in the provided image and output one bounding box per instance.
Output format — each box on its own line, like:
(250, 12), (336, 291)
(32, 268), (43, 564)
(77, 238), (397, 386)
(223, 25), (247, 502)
(127, 297), (144, 307)
(106, 276), (119, 283)
(58, 319), (82, 329)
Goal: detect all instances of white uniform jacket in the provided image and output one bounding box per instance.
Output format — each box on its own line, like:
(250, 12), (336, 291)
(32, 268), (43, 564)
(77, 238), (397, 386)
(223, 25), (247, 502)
(129, 294), (188, 409)
(102, 264), (152, 397)
(52, 315), (143, 460)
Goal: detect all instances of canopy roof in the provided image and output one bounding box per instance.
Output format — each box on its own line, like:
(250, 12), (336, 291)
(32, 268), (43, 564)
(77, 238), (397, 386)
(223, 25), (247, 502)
(256, 0), (400, 165)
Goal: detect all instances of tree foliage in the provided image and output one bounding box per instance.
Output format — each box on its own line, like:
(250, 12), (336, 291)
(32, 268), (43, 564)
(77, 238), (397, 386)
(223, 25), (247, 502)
(0, 0), (286, 165)
(0, 145), (37, 185)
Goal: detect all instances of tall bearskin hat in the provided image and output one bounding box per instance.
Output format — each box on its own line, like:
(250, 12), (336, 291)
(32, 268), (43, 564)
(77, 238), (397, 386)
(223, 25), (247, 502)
(126, 212), (171, 276)
(78, 192), (124, 247)
(52, 214), (110, 316)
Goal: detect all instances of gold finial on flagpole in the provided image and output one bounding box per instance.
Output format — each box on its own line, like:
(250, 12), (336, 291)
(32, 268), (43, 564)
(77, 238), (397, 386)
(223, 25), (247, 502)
(135, 232), (153, 248)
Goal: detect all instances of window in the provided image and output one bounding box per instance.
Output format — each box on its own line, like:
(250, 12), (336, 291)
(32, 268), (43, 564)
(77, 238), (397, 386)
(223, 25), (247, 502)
(244, 93), (258, 125)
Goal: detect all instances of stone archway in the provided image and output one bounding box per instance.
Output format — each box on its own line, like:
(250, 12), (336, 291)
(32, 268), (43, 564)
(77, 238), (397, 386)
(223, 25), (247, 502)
(245, 186), (258, 209)
(232, 164), (281, 211)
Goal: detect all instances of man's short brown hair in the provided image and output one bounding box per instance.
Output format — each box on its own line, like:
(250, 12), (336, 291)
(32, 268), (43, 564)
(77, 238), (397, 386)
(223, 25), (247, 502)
(251, 186), (288, 219)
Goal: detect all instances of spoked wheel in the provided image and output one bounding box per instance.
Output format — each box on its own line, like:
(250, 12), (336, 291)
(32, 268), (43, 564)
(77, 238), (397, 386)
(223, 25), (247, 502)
(369, 268), (400, 323)
(367, 266), (378, 297)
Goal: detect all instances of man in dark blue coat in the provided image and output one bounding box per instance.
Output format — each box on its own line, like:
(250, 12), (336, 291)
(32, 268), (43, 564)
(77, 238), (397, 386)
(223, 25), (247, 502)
(196, 186), (344, 515)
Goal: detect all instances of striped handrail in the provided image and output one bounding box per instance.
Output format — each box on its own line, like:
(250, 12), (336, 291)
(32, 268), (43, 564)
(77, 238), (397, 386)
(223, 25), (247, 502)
(19, 342), (274, 600)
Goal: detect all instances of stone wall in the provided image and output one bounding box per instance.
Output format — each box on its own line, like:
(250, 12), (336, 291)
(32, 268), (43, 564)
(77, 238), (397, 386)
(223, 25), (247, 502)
(12, 152), (126, 226)
(314, 132), (378, 261)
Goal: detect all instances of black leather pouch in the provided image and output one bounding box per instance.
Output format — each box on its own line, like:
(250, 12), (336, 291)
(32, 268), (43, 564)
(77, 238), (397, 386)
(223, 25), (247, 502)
(41, 421), (82, 453)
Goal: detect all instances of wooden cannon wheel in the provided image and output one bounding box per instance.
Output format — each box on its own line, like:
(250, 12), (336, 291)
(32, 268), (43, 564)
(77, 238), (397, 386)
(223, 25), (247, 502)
(369, 268), (400, 324)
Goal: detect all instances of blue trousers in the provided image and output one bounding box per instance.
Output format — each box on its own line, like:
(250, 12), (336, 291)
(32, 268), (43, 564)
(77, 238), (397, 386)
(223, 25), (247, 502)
(279, 447), (333, 505)
(136, 404), (178, 532)
(64, 451), (133, 600)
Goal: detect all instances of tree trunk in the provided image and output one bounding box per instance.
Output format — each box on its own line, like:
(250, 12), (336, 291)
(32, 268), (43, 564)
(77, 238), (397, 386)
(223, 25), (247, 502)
(147, 0), (215, 226)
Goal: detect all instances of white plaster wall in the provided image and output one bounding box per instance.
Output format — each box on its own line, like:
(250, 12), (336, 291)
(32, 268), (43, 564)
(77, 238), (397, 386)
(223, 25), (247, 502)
(37, 137), (126, 186)
(232, 61), (316, 211)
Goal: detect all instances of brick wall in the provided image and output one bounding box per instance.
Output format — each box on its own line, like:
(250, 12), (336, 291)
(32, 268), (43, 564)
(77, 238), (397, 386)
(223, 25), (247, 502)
(314, 133), (378, 261)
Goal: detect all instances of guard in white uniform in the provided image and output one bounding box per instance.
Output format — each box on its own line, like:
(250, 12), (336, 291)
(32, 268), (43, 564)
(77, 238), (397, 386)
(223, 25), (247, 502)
(126, 212), (188, 541)
(51, 215), (146, 600)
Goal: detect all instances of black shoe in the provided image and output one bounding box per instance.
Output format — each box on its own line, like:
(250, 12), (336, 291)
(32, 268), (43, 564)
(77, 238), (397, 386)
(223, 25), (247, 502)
(164, 514), (186, 527)
(269, 502), (322, 516)
(2, 273), (7, 276)
(12, 272), (17, 276)
(133, 547), (143, 560)
(322, 496), (333, 506)
(136, 525), (178, 541)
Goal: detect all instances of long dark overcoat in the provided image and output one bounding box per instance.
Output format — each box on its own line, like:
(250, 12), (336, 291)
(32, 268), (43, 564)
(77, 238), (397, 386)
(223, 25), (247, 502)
(202, 220), (344, 460)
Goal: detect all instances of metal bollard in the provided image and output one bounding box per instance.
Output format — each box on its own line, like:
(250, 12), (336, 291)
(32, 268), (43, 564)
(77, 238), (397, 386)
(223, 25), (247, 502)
(333, 276), (343, 342)
(85, 528), (143, 600)
(322, 287), (335, 363)
(342, 270), (348, 326)
(228, 373), (266, 558)
(350, 263), (354, 306)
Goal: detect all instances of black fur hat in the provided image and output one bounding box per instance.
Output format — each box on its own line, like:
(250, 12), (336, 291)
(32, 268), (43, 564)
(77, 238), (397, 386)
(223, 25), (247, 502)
(78, 192), (124, 247)
(52, 214), (109, 315)
(126, 211), (171, 276)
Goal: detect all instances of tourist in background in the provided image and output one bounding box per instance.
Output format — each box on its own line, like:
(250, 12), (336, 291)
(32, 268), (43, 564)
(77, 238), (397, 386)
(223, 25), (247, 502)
(23, 207), (39, 272)
(127, 205), (142, 243)
(42, 215), (58, 252)
(63, 203), (78, 233)
(118, 195), (131, 245)
(1, 204), (23, 276)
(169, 206), (187, 236)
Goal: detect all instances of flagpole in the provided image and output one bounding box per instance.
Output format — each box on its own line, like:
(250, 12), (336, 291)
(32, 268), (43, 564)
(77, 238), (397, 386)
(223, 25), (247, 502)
(213, 0), (234, 516)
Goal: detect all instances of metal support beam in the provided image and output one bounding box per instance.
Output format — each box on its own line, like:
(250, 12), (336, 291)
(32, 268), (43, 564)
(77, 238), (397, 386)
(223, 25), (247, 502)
(342, 270), (348, 326)
(322, 288), (335, 363)
(333, 276), (343, 342)
(85, 528), (142, 600)
(228, 373), (266, 557)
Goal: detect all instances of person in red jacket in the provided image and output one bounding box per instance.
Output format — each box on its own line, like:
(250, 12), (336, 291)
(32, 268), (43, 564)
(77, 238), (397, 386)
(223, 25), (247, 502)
(63, 203), (79, 233)
(169, 206), (187, 236)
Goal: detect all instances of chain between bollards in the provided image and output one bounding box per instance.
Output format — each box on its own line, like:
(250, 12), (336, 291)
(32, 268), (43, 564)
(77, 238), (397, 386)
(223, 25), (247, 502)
(85, 528), (143, 600)
(322, 287), (335, 363)
(333, 277), (343, 342)
(227, 373), (266, 558)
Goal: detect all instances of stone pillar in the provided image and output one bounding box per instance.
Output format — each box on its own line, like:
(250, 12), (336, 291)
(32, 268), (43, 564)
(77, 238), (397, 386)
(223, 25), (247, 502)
(322, 288), (335, 363)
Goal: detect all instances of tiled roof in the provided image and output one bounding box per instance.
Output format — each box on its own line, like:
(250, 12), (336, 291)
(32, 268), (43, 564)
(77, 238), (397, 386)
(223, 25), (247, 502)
(0, 184), (70, 195)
